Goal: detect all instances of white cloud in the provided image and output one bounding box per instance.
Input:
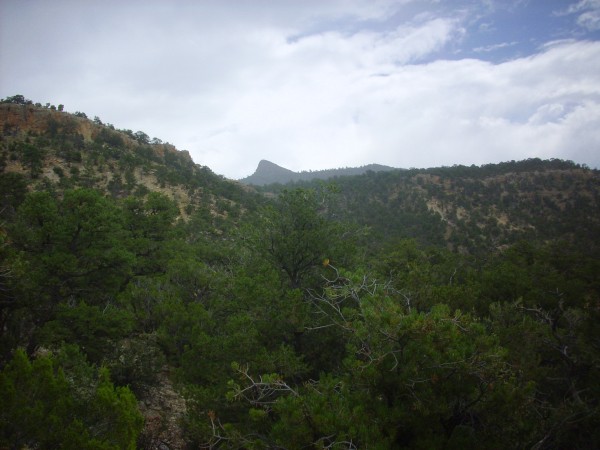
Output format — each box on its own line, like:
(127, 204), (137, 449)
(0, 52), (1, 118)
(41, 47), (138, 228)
(577, 10), (600, 30)
(194, 37), (600, 177)
(473, 41), (518, 53)
(1, 1), (599, 178)
(567, 0), (600, 13)
(559, 0), (600, 31)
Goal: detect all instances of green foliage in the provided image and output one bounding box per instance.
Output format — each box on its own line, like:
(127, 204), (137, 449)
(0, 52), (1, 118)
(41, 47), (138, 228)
(89, 367), (144, 449)
(11, 189), (134, 310)
(224, 272), (536, 448)
(1, 103), (599, 448)
(0, 348), (143, 449)
(19, 142), (46, 177)
(246, 187), (353, 289)
(122, 192), (179, 276)
(105, 334), (166, 393)
(262, 159), (600, 254)
(95, 127), (124, 148)
(373, 239), (479, 312)
(2, 94), (30, 104)
(0, 172), (28, 219)
(38, 302), (135, 364)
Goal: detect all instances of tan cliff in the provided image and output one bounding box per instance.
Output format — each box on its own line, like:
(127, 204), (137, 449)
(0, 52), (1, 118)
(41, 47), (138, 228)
(0, 103), (192, 163)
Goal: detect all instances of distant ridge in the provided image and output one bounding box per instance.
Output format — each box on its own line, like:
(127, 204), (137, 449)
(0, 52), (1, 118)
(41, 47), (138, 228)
(239, 159), (398, 186)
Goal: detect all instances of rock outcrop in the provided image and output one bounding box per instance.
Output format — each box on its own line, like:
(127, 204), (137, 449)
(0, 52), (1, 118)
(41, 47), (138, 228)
(137, 367), (188, 450)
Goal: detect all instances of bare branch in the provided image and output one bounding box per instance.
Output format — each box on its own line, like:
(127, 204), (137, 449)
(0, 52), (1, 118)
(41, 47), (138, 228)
(230, 364), (298, 409)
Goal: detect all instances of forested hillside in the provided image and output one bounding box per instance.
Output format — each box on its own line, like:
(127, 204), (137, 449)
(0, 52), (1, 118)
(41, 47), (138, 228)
(262, 158), (600, 255)
(1, 97), (599, 449)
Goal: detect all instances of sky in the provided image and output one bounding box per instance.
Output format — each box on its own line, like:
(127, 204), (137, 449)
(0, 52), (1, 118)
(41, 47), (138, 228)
(1, 0), (600, 179)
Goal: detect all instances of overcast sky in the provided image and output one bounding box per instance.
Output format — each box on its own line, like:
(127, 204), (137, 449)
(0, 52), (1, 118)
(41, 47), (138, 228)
(2, 0), (600, 179)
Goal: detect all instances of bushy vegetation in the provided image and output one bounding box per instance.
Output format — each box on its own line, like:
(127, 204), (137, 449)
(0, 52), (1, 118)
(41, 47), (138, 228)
(1, 99), (599, 448)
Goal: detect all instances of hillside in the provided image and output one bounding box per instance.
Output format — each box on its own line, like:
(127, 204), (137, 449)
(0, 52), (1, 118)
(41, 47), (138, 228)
(4, 98), (597, 258)
(1, 96), (600, 449)
(0, 99), (259, 225)
(260, 159), (600, 255)
(239, 158), (397, 185)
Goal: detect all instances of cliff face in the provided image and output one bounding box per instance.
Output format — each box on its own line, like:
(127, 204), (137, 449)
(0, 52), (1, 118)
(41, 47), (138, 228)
(1, 104), (95, 141)
(0, 103), (193, 165)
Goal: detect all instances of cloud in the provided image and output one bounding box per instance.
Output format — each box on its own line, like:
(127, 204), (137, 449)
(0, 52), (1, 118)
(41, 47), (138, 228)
(1, 1), (599, 178)
(558, 0), (600, 31)
(567, 0), (600, 14)
(186, 16), (465, 175)
(473, 41), (518, 53)
(195, 37), (600, 177)
(577, 10), (600, 30)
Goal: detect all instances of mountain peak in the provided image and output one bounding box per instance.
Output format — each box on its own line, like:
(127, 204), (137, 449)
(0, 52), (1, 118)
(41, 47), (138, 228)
(240, 160), (398, 186)
(240, 160), (296, 185)
(256, 159), (291, 172)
